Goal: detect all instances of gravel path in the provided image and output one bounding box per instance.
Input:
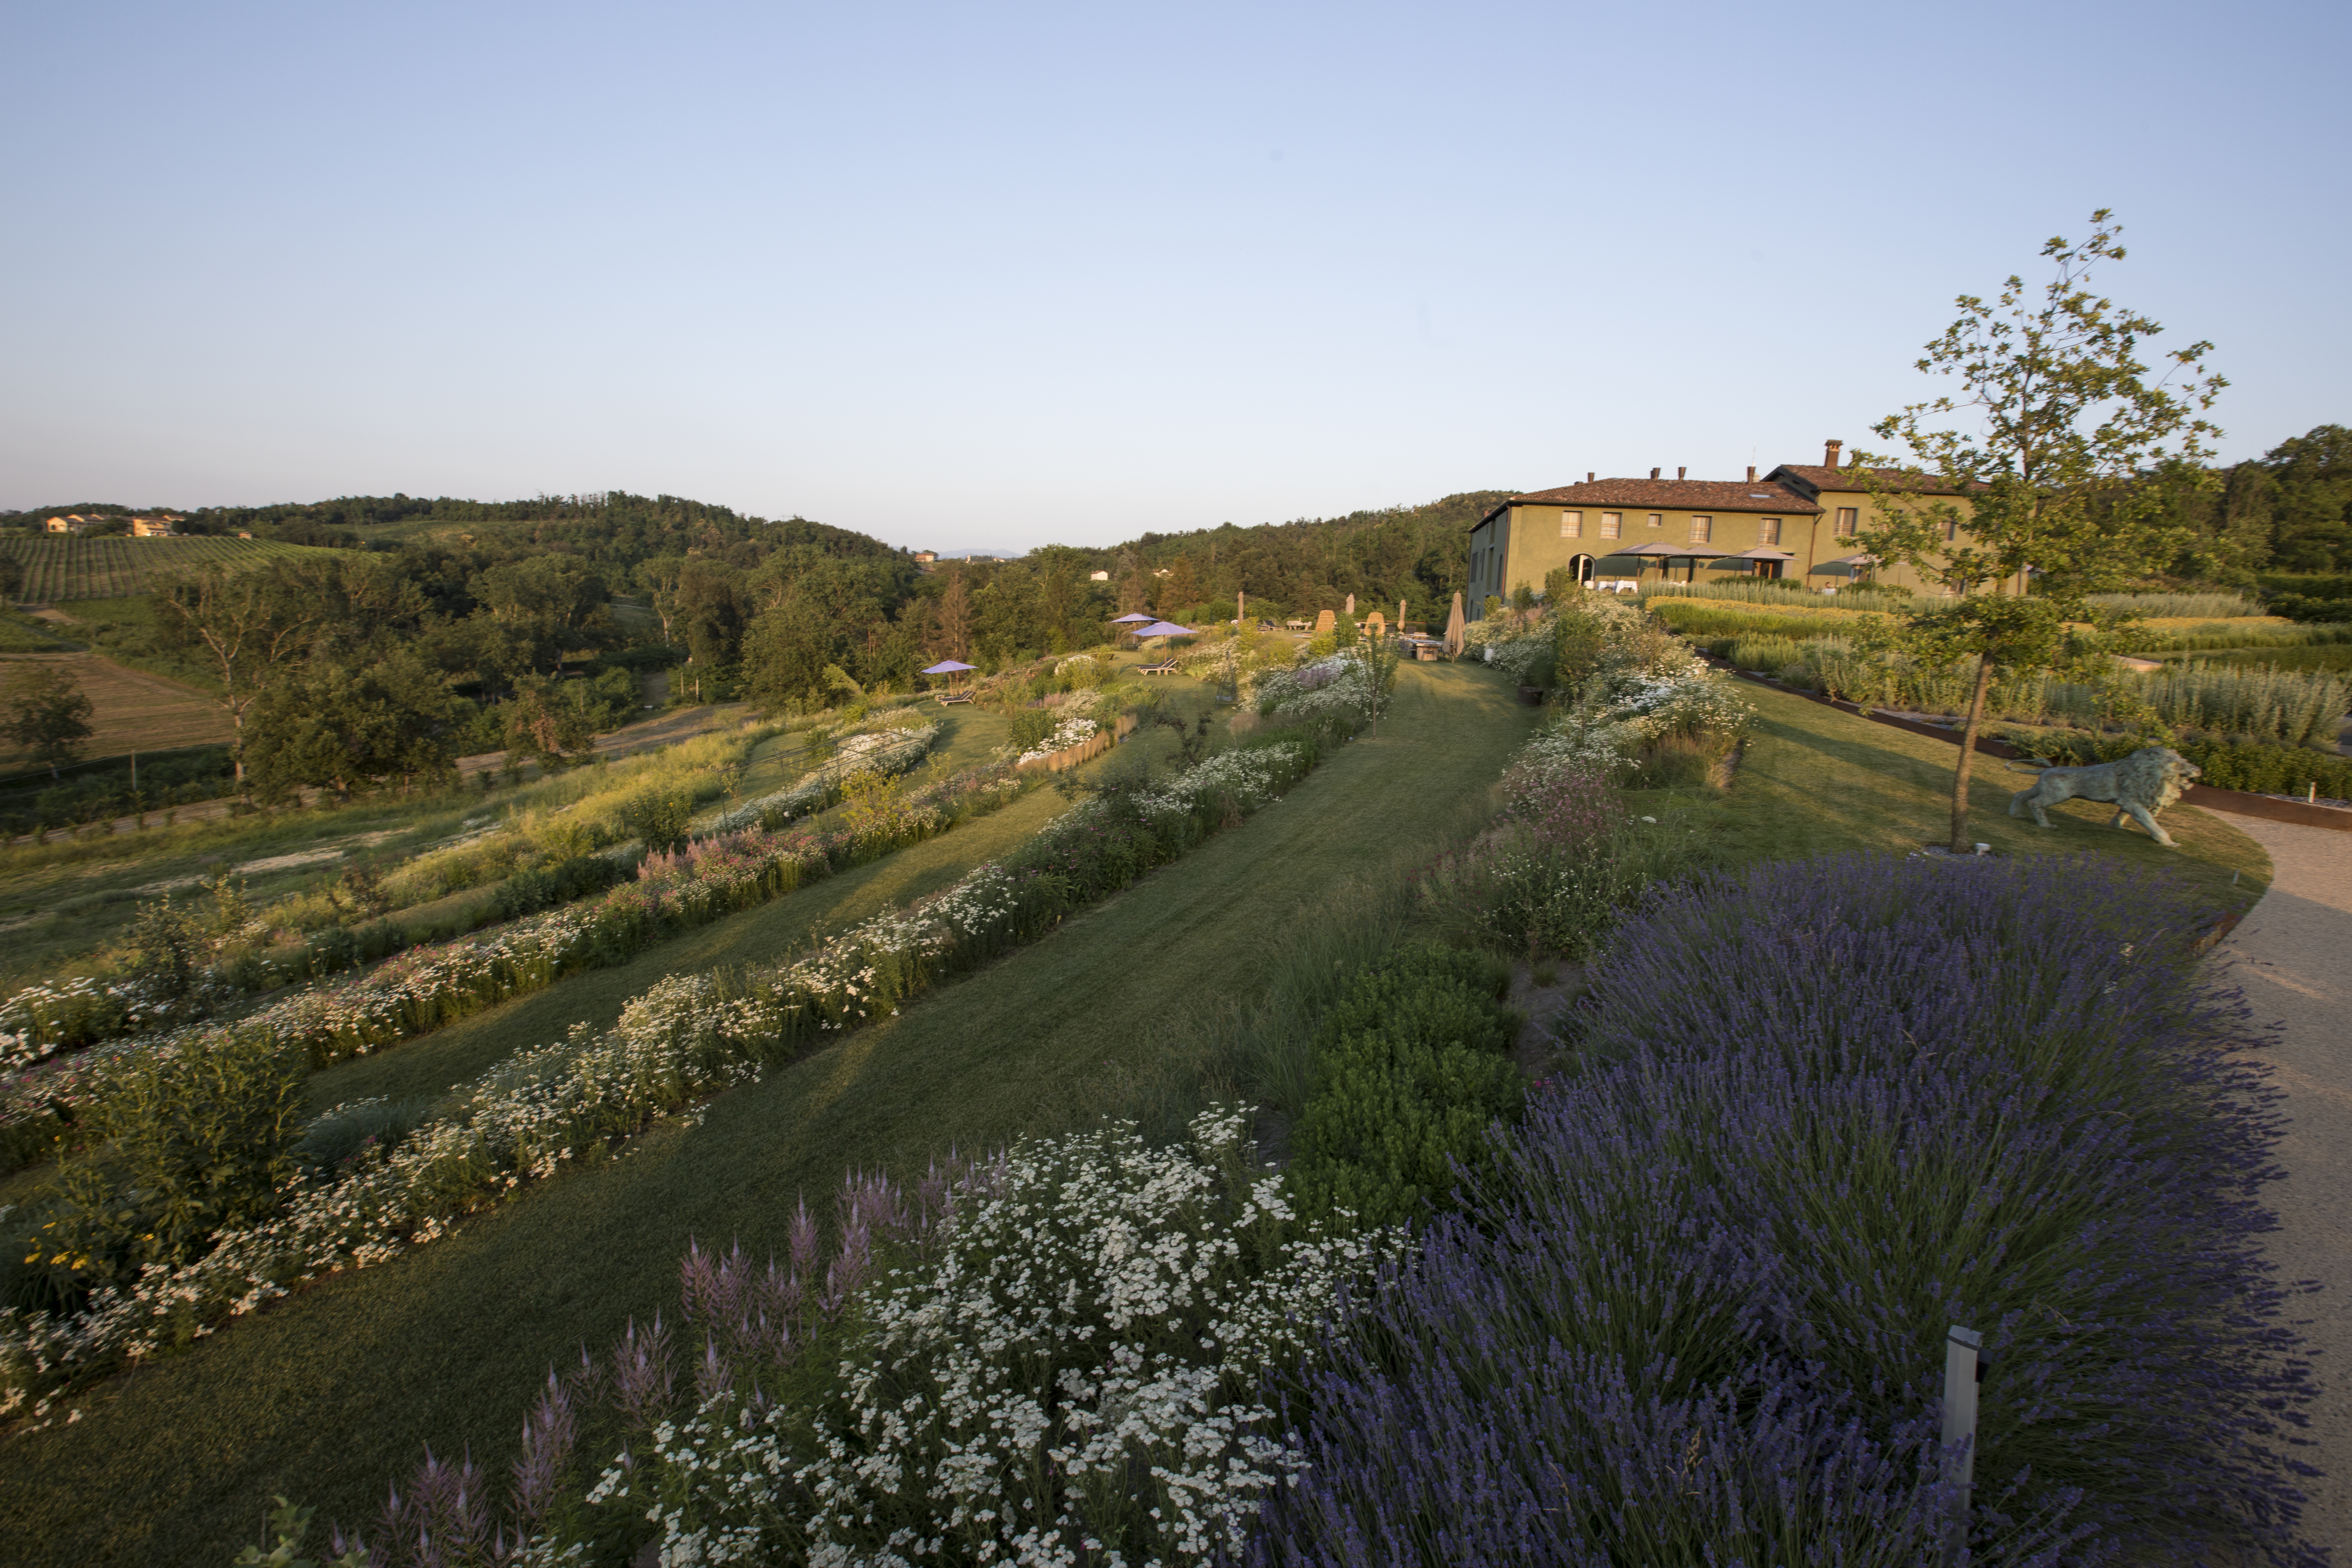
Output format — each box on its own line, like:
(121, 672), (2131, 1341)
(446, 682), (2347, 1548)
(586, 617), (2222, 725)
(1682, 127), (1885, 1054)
(2210, 814), (2352, 1554)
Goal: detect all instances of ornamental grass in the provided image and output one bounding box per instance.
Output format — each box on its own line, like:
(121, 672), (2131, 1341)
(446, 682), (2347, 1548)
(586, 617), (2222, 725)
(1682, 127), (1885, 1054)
(1254, 854), (2318, 1567)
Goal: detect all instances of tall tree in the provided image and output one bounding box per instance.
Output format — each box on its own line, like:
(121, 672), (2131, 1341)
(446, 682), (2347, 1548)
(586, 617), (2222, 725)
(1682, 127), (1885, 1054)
(934, 568), (975, 661)
(244, 650), (458, 800)
(4, 663), (96, 778)
(1162, 554), (1199, 615)
(2261, 425), (2352, 572)
(1857, 209), (2224, 853)
(154, 566), (323, 784)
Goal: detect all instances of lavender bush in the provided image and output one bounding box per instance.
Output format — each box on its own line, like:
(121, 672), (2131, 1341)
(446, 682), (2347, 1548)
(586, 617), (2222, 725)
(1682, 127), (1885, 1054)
(1255, 854), (2319, 1566)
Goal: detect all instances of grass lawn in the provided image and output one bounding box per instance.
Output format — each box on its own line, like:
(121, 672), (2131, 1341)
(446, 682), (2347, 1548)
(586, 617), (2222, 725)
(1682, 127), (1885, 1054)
(1633, 681), (2271, 910)
(0, 660), (1537, 1567)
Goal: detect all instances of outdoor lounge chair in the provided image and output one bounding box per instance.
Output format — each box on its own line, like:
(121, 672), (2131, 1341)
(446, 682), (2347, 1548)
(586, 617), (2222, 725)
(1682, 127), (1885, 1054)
(1138, 659), (1181, 675)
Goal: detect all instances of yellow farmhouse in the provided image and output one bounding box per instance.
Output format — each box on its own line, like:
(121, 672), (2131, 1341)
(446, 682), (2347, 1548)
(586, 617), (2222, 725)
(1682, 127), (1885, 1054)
(1466, 440), (2023, 605)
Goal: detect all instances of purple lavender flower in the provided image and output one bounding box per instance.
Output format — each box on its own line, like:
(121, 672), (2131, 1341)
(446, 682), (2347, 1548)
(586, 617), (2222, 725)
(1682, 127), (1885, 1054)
(1254, 855), (2319, 1566)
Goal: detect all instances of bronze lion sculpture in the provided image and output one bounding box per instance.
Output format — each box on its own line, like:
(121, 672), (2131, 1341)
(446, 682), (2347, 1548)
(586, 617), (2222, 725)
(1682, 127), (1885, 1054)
(2007, 746), (2202, 847)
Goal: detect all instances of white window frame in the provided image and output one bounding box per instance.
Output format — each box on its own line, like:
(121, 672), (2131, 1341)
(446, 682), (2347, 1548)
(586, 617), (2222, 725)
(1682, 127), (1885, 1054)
(1561, 510), (1582, 538)
(1758, 517), (1780, 545)
(1688, 515), (1712, 545)
(1601, 511), (1622, 539)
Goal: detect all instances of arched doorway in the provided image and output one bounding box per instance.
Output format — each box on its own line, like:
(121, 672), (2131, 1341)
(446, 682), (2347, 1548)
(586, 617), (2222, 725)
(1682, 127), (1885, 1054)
(1569, 554), (1595, 585)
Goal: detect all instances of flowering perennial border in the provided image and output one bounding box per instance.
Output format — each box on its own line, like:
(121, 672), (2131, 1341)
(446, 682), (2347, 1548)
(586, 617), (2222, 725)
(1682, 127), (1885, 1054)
(0, 750), (1022, 1176)
(0, 739), (1330, 1419)
(576, 1108), (1403, 1567)
(698, 723), (938, 835)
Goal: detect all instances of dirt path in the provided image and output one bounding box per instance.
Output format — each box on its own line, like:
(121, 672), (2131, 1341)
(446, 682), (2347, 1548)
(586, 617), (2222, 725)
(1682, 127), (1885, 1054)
(2209, 815), (2352, 1554)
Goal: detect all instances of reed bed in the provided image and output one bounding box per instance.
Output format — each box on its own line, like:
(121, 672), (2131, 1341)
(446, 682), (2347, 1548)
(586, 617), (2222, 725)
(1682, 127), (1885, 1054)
(2085, 591), (2263, 618)
(1640, 580), (1920, 616)
(1755, 641), (2348, 746)
(2118, 621), (2352, 653)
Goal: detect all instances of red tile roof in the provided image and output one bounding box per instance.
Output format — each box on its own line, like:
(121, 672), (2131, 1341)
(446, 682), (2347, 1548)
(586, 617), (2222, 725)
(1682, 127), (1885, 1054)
(1478, 478), (1818, 528)
(1769, 464), (1974, 497)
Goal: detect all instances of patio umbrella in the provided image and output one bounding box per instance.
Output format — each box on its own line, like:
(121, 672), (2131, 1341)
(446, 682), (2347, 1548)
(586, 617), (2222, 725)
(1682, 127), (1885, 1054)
(1135, 621), (1197, 638)
(920, 659), (976, 690)
(1443, 591), (1465, 658)
(1110, 612), (1154, 623)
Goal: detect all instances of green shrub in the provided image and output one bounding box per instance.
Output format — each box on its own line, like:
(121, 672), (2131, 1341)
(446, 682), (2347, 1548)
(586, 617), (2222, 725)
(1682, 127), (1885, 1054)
(2258, 572), (2352, 601)
(33, 1027), (304, 1291)
(619, 790), (693, 854)
(1006, 707), (1056, 754)
(2267, 594), (2352, 626)
(294, 1096), (430, 1171)
(488, 851), (629, 922)
(1288, 943), (1522, 1230)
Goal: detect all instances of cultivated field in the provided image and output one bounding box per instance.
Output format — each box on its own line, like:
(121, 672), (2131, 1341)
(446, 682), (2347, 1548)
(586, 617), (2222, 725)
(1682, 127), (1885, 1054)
(0, 536), (349, 602)
(0, 653), (231, 772)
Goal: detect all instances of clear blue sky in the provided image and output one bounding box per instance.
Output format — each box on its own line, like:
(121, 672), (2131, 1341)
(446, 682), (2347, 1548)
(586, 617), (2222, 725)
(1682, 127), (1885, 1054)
(4, 1), (2344, 553)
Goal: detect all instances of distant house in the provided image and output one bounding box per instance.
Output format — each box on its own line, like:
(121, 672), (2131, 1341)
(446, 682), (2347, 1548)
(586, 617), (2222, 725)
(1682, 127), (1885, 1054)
(1088, 570), (1110, 581)
(1466, 440), (2019, 603)
(913, 550), (938, 564)
(130, 516), (180, 538)
(44, 514), (93, 534)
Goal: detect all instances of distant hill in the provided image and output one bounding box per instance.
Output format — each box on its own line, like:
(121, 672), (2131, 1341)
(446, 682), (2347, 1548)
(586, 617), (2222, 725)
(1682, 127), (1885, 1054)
(9, 492), (907, 568)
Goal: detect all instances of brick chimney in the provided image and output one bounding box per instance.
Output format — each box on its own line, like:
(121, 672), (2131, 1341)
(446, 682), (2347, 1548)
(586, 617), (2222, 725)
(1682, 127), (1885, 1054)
(1649, 467), (1660, 480)
(1824, 439), (1843, 469)
(1676, 467), (1687, 480)
(1586, 471), (1594, 483)
(1746, 465), (1757, 482)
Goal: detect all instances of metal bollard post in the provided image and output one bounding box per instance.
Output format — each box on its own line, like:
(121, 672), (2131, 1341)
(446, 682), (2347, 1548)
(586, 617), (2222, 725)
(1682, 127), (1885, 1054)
(1942, 1324), (1987, 1565)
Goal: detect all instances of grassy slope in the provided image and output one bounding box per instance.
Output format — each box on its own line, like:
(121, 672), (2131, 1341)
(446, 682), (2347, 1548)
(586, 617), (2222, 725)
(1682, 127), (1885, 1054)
(0, 664), (1537, 1566)
(1637, 681), (2270, 909)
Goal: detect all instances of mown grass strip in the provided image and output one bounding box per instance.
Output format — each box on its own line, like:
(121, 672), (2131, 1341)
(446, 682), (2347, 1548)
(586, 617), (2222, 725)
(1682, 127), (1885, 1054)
(0, 665), (1532, 1568)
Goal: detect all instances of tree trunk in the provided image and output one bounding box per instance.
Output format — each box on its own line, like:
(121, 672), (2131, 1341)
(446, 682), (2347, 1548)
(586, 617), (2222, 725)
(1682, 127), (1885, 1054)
(1949, 655), (1996, 853)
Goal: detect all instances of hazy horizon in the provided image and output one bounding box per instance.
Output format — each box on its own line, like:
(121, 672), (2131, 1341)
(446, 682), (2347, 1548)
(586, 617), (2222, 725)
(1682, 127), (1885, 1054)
(6, 0), (2345, 555)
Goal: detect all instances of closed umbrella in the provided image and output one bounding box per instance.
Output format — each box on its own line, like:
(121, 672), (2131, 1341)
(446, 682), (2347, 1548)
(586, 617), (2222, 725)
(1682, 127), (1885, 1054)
(1610, 540), (1716, 584)
(1728, 546), (1797, 581)
(1443, 591), (1465, 658)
